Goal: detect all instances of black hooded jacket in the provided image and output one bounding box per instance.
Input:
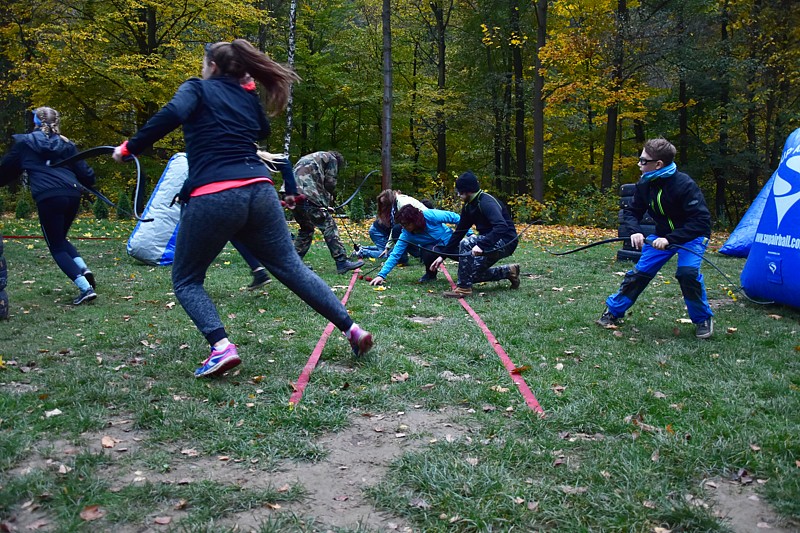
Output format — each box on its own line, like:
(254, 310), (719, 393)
(0, 130), (96, 203)
(622, 170), (711, 245)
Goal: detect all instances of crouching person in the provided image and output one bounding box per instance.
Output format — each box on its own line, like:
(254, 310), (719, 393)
(430, 172), (520, 297)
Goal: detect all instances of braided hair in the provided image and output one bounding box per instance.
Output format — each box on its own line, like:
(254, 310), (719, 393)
(32, 107), (61, 136)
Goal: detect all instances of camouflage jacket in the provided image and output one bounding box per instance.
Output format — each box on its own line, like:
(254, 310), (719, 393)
(288, 151), (340, 208)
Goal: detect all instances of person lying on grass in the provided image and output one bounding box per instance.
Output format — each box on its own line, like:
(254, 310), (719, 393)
(369, 205), (463, 285)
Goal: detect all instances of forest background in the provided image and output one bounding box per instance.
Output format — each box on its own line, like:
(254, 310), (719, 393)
(0, 0), (798, 228)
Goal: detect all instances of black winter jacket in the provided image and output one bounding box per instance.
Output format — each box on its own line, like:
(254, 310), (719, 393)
(622, 171), (711, 245)
(126, 76), (272, 202)
(443, 190), (517, 254)
(0, 130), (95, 203)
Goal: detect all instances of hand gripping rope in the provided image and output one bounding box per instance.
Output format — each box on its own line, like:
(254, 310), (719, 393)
(546, 237), (773, 305)
(48, 145), (153, 222)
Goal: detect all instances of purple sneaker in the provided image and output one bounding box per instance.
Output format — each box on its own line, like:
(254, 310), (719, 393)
(194, 344), (241, 378)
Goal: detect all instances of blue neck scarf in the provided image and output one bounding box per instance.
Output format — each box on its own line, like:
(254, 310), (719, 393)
(641, 161), (676, 183)
(33, 115), (42, 127)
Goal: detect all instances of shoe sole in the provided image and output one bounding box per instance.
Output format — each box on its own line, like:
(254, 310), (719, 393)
(195, 355), (241, 377)
(508, 265), (521, 289)
(73, 293), (97, 306)
(247, 279), (272, 291)
(84, 271), (96, 289)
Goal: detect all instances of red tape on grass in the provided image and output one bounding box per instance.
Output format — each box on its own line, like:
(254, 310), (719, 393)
(440, 265), (544, 415)
(4, 235), (123, 240)
(289, 269), (360, 407)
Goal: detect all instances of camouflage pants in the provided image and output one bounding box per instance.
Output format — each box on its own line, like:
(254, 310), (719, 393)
(0, 235), (8, 319)
(456, 233), (517, 289)
(293, 206), (348, 263)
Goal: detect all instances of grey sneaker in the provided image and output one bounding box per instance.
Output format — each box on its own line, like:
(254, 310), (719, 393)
(336, 259), (364, 274)
(596, 309), (619, 328)
(695, 318), (713, 339)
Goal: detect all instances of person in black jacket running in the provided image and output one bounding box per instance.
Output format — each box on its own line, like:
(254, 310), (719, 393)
(430, 172), (520, 298)
(597, 137), (714, 338)
(0, 107), (98, 306)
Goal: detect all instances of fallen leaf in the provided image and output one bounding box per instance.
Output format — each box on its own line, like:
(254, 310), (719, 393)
(653, 528), (672, 533)
(490, 385), (509, 393)
(727, 327), (738, 334)
(559, 485), (587, 494)
(466, 457), (479, 466)
(154, 516), (172, 525)
(512, 497), (525, 504)
(409, 497), (431, 509)
(511, 365), (530, 374)
(643, 500), (656, 509)
(79, 505), (105, 521)
(174, 499), (188, 510)
(651, 449), (660, 462)
(757, 523), (772, 529)
(25, 518), (49, 530)
(333, 495), (349, 501)
(181, 449), (199, 457)
(750, 444), (761, 452)
(44, 409), (63, 418)
(265, 502), (282, 509)
(391, 372), (409, 382)
(652, 391), (667, 399)
(767, 314), (782, 320)
(101, 436), (117, 448)
(527, 500), (539, 511)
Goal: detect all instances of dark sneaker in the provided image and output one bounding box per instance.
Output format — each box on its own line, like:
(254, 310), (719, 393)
(0, 289), (8, 319)
(336, 259), (364, 274)
(72, 288), (97, 306)
(247, 269), (271, 290)
(194, 344), (241, 377)
(596, 309), (619, 328)
(418, 272), (438, 283)
(443, 286), (472, 298)
(82, 269), (96, 289)
(507, 264), (521, 289)
(695, 318), (713, 339)
(347, 325), (374, 357)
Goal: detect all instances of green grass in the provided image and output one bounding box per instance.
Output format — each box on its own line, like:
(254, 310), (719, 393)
(1, 217), (798, 532)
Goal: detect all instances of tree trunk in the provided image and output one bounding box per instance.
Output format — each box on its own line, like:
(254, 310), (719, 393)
(433, 1), (448, 174)
(283, 0), (298, 155)
(531, 0), (546, 201)
(600, 0), (626, 191)
(381, 0), (393, 189)
(511, 0), (527, 194)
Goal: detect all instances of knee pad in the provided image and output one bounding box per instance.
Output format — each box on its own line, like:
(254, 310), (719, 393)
(675, 266), (700, 283)
(618, 268), (654, 299)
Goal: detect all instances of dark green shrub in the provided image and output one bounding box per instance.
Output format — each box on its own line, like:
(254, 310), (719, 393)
(93, 199), (109, 219)
(347, 193), (365, 223)
(116, 192), (132, 220)
(15, 193), (33, 219)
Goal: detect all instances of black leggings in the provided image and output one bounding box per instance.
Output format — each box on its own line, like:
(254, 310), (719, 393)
(37, 195), (83, 281)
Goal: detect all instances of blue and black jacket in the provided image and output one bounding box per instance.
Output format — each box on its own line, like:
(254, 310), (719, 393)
(622, 171), (711, 245)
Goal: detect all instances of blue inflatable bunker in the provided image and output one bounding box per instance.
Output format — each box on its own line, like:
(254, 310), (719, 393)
(741, 128), (800, 307)
(127, 153), (186, 266)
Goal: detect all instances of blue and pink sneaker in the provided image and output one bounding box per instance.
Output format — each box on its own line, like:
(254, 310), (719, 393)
(194, 344), (241, 378)
(346, 325), (374, 357)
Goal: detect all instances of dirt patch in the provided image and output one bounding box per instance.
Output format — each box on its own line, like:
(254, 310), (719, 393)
(707, 479), (799, 533)
(220, 407), (469, 532)
(406, 315), (445, 326)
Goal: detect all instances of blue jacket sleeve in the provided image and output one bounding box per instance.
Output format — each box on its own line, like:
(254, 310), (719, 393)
(277, 157), (297, 195)
(378, 233), (411, 279)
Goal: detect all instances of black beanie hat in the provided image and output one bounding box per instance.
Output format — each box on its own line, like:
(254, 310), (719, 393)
(455, 171), (480, 194)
